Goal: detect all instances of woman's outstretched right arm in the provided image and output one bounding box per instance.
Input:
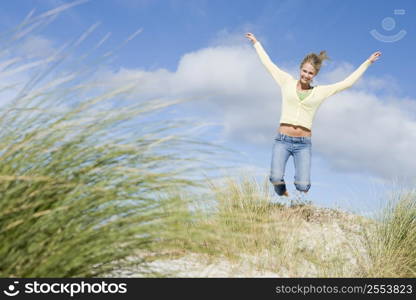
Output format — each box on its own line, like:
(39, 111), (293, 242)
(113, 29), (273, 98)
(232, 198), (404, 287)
(245, 33), (292, 86)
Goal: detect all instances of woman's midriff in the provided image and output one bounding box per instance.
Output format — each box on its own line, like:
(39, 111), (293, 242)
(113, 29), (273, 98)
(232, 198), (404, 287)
(279, 123), (312, 137)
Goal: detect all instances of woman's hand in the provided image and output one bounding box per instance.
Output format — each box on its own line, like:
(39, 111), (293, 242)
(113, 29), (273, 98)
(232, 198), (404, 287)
(368, 51), (382, 63)
(245, 32), (258, 44)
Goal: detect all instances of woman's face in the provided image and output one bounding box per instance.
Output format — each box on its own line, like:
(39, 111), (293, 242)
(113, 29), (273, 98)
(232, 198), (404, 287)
(299, 62), (317, 85)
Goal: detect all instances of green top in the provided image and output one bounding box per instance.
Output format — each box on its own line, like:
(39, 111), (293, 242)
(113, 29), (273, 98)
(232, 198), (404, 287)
(296, 88), (313, 101)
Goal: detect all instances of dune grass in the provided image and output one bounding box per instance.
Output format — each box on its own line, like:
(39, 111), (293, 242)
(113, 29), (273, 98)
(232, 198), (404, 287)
(0, 4), (219, 277)
(362, 190), (416, 277)
(154, 177), (365, 277)
(154, 176), (415, 278)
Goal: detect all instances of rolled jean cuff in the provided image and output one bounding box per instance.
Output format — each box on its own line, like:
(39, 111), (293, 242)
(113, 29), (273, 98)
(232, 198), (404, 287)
(294, 181), (311, 192)
(271, 181), (287, 196)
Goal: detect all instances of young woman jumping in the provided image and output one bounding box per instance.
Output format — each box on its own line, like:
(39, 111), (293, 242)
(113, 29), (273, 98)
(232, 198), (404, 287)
(245, 32), (381, 198)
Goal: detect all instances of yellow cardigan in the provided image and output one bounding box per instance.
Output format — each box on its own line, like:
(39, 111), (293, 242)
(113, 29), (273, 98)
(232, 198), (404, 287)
(253, 42), (372, 130)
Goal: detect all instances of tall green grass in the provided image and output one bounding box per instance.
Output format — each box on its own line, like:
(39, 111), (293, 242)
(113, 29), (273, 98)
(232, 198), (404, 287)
(362, 190), (416, 277)
(0, 4), (216, 277)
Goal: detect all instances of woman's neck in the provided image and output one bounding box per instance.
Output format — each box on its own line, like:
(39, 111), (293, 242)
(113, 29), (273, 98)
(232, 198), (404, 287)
(297, 80), (312, 90)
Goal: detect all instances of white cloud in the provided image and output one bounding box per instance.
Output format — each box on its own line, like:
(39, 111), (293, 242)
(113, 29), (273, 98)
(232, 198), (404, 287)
(95, 40), (416, 182)
(313, 90), (416, 179)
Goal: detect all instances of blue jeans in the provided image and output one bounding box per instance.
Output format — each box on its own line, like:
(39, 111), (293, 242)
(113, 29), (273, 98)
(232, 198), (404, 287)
(269, 132), (312, 196)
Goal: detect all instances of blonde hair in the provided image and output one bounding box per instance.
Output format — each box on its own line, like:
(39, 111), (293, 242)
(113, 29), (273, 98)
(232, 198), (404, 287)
(300, 51), (330, 74)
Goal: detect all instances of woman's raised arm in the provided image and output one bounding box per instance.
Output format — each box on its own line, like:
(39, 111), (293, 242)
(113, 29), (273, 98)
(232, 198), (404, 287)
(319, 51), (382, 98)
(368, 51), (382, 63)
(246, 32), (292, 86)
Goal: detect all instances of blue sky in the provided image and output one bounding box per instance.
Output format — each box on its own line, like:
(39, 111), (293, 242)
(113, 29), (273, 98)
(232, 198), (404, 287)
(1, 0), (416, 216)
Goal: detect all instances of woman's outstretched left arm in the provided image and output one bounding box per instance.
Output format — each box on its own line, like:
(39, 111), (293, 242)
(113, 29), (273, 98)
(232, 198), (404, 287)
(368, 51), (382, 63)
(320, 51), (382, 98)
